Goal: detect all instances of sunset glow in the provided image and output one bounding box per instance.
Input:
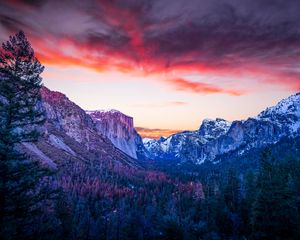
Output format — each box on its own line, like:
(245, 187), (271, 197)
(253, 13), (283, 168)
(1, 0), (299, 136)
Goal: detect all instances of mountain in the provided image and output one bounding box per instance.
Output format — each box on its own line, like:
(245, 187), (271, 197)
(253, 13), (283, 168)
(22, 87), (300, 166)
(86, 110), (149, 159)
(144, 93), (300, 164)
(22, 87), (141, 169)
(199, 118), (232, 141)
(143, 118), (232, 163)
(19, 88), (207, 240)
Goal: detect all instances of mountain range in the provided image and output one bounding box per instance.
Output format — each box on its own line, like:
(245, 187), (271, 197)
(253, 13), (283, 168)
(4, 85), (300, 240)
(22, 87), (141, 171)
(22, 86), (299, 168)
(144, 92), (300, 164)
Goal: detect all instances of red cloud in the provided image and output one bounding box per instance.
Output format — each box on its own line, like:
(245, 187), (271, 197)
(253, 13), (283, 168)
(32, 36), (138, 73)
(169, 78), (245, 96)
(2, 0), (299, 94)
(29, 33), (300, 95)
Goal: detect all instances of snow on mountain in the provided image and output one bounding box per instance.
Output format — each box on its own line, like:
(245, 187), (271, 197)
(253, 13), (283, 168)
(258, 93), (300, 118)
(144, 93), (300, 163)
(257, 92), (300, 133)
(199, 118), (232, 141)
(142, 138), (155, 144)
(143, 118), (231, 162)
(34, 87), (300, 165)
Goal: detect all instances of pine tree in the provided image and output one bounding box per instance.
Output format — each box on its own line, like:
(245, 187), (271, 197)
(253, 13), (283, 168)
(223, 169), (241, 238)
(251, 149), (298, 240)
(0, 31), (53, 239)
(224, 169), (240, 213)
(239, 169), (256, 237)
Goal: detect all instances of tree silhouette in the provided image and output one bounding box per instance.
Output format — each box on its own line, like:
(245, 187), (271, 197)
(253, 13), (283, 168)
(0, 31), (54, 239)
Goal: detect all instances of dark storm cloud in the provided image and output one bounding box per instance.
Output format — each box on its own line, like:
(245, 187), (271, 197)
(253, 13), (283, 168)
(0, 0), (299, 91)
(0, 15), (29, 32)
(144, 0), (300, 63)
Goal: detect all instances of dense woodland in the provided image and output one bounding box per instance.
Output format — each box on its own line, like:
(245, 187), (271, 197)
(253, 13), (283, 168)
(49, 147), (300, 240)
(1, 32), (300, 240)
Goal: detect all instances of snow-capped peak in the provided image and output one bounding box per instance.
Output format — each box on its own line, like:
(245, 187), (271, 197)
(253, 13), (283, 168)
(199, 118), (231, 140)
(257, 92), (300, 119)
(142, 138), (155, 144)
(256, 92), (300, 133)
(144, 92), (300, 164)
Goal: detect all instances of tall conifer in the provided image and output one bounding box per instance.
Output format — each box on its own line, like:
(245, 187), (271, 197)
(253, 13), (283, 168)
(0, 31), (52, 239)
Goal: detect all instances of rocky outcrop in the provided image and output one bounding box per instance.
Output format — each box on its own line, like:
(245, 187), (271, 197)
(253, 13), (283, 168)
(144, 93), (300, 164)
(86, 110), (149, 159)
(143, 118), (232, 163)
(199, 118), (231, 141)
(41, 87), (97, 149)
(26, 87), (141, 169)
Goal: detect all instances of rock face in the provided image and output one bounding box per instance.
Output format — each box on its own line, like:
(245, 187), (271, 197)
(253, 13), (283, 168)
(199, 118), (232, 141)
(143, 118), (231, 163)
(24, 87), (141, 169)
(144, 93), (300, 164)
(41, 87), (96, 149)
(86, 110), (149, 159)
(22, 87), (300, 166)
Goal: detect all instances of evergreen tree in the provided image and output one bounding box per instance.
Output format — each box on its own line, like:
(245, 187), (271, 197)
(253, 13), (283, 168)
(0, 31), (53, 239)
(239, 169), (256, 237)
(224, 169), (240, 213)
(251, 149), (298, 240)
(223, 169), (241, 238)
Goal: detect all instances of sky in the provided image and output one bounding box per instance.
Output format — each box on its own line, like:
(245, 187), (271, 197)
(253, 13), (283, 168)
(0, 0), (299, 138)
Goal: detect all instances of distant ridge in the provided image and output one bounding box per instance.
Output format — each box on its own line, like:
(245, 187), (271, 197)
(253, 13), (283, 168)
(144, 92), (300, 164)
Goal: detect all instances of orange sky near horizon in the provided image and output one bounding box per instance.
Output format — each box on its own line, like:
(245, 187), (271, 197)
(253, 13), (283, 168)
(40, 63), (296, 133)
